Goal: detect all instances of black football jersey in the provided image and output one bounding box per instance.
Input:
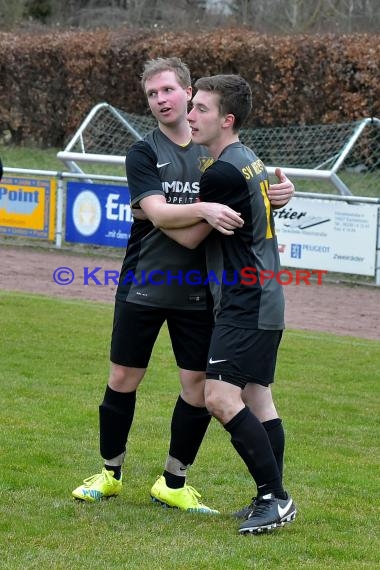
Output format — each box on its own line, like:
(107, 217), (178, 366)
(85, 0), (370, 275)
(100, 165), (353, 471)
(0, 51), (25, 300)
(117, 128), (211, 310)
(200, 142), (285, 330)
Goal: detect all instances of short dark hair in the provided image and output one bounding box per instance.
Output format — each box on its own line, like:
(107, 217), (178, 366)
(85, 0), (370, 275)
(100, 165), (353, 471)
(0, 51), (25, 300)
(141, 57), (191, 91)
(194, 74), (252, 131)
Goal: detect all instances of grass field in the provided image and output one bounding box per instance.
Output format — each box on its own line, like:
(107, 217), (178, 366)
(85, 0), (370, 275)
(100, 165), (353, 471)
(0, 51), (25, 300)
(0, 144), (126, 177)
(1, 290), (379, 569)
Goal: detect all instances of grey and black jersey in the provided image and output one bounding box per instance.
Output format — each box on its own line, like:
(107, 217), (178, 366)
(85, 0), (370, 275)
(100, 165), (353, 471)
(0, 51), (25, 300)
(117, 128), (211, 310)
(200, 142), (285, 330)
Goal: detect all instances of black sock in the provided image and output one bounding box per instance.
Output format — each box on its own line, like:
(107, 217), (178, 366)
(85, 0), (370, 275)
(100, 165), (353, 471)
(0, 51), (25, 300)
(262, 418), (285, 478)
(163, 471), (185, 489)
(99, 385), (136, 461)
(104, 464), (122, 480)
(224, 406), (285, 499)
(168, 396), (211, 466)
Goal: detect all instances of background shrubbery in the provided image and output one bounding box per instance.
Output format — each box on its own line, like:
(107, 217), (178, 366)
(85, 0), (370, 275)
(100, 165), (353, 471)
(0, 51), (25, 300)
(0, 28), (379, 147)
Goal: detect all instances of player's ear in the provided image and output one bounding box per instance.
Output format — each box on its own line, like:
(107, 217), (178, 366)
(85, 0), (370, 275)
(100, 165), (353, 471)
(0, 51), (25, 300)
(223, 114), (235, 129)
(186, 86), (192, 100)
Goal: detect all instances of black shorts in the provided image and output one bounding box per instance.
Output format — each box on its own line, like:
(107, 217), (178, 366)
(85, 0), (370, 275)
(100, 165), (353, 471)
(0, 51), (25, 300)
(206, 325), (283, 389)
(110, 300), (214, 371)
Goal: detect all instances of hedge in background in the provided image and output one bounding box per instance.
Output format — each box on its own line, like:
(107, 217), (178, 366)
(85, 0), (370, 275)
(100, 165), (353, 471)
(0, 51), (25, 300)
(0, 28), (378, 147)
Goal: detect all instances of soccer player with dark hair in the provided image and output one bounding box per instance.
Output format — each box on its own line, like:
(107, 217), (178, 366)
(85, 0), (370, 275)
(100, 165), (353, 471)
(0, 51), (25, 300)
(157, 73), (297, 533)
(72, 58), (295, 515)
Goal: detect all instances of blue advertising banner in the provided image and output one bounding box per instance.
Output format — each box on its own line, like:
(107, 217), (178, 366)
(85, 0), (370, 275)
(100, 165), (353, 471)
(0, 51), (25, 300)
(65, 181), (132, 247)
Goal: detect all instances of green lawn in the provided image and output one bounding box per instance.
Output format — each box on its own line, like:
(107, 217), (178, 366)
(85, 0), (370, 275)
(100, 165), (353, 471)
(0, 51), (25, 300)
(0, 144), (126, 177)
(0, 145), (64, 171)
(0, 290), (379, 569)
(1, 144), (379, 197)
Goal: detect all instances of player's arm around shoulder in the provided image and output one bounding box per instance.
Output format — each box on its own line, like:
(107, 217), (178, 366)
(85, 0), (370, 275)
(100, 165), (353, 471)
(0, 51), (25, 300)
(140, 194), (244, 233)
(139, 194), (202, 229)
(267, 168), (295, 208)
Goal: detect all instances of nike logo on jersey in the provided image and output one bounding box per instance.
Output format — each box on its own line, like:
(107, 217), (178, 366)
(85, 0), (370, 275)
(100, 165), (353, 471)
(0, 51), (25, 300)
(156, 162), (171, 168)
(278, 499), (293, 519)
(208, 358), (227, 364)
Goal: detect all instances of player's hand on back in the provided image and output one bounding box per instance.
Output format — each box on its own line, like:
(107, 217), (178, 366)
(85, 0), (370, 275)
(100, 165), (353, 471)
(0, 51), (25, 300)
(267, 168), (294, 208)
(201, 203), (244, 235)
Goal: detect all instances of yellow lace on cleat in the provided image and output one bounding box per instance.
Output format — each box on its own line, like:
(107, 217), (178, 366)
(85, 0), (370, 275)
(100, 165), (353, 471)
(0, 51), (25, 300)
(72, 468), (122, 502)
(150, 475), (219, 514)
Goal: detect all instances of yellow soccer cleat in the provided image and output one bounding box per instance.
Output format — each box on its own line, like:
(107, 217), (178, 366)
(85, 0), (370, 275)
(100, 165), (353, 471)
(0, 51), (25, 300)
(150, 475), (219, 514)
(72, 468), (122, 502)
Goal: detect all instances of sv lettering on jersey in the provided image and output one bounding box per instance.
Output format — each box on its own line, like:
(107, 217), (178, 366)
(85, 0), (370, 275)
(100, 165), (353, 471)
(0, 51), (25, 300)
(241, 158), (265, 180)
(162, 181), (200, 194)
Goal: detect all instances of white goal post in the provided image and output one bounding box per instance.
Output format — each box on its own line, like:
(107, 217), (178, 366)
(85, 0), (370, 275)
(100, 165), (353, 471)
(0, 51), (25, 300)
(57, 102), (380, 197)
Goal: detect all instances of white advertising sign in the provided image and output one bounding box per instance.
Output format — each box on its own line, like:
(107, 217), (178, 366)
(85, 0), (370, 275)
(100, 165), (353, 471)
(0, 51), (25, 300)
(274, 198), (378, 276)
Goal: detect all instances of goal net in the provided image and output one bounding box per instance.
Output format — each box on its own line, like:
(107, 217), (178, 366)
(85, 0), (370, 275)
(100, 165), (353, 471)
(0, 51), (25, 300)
(58, 102), (380, 196)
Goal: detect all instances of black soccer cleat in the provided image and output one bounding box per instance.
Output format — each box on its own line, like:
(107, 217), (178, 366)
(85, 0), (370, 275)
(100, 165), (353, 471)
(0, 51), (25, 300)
(233, 497), (257, 519)
(238, 493), (296, 535)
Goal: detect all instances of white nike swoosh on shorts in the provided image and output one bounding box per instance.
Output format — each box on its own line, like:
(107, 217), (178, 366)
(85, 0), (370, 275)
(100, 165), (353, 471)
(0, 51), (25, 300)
(156, 162), (171, 168)
(208, 358), (227, 364)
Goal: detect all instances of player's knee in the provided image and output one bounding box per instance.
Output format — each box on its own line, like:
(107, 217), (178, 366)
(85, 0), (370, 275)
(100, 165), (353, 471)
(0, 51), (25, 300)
(204, 391), (225, 421)
(108, 364), (145, 391)
(179, 370), (206, 406)
(181, 390), (206, 408)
